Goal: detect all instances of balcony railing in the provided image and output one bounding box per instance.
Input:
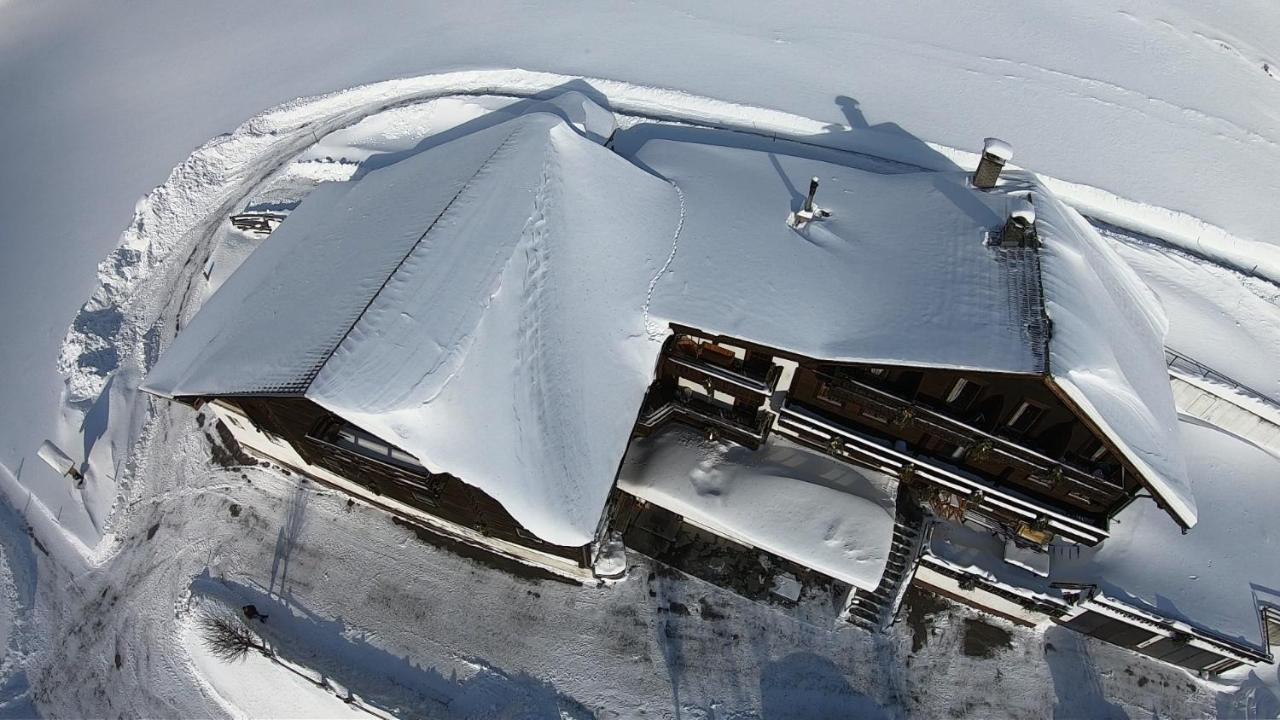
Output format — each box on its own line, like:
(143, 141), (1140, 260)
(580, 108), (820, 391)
(809, 370), (1126, 504)
(775, 402), (1108, 545)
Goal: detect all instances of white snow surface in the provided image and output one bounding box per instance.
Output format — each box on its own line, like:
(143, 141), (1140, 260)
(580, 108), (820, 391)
(618, 425), (898, 592)
(5, 3), (1280, 558)
(1033, 187), (1195, 527)
(1054, 419), (1280, 651)
(6, 4), (1280, 714)
(635, 141), (1039, 374)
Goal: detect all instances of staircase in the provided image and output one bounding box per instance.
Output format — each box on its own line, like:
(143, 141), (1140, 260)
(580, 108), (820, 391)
(845, 503), (928, 632)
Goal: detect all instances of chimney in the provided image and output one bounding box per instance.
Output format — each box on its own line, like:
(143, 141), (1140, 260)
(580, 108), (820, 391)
(1000, 198), (1037, 247)
(973, 137), (1013, 189)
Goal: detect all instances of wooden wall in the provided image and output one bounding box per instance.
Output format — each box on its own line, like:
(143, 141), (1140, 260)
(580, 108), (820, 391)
(226, 397), (589, 565)
(788, 363), (1138, 520)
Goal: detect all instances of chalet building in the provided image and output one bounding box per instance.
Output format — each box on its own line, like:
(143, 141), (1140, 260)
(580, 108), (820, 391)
(144, 95), (1270, 675)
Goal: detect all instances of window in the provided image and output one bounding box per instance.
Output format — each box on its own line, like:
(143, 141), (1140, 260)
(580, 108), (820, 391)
(944, 378), (983, 411)
(1079, 437), (1109, 463)
(313, 418), (428, 474)
(1005, 401), (1045, 434)
(1265, 607), (1280, 651)
(410, 488), (440, 508)
(816, 382), (844, 407)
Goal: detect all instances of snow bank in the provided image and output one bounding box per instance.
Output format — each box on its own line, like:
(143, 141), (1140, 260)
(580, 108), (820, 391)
(1054, 419), (1280, 650)
(1033, 185), (1195, 527)
(618, 425), (898, 592)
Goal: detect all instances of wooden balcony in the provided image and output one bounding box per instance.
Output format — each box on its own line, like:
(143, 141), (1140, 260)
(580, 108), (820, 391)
(806, 370), (1127, 513)
(775, 402), (1108, 545)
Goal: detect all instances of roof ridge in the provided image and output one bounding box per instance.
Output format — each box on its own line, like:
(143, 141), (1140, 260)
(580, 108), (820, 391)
(302, 124), (526, 393)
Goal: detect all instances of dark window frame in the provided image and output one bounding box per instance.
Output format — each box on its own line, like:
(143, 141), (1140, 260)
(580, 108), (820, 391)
(944, 377), (984, 412)
(1005, 400), (1046, 435)
(307, 416), (432, 477)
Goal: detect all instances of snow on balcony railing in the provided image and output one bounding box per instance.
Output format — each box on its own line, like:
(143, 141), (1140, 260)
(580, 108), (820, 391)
(1165, 347), (1280, 412)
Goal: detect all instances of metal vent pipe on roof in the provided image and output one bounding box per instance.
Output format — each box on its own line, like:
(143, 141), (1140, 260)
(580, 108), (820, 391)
(804, 177), (819, 212)
(974, 137), (1013, 189)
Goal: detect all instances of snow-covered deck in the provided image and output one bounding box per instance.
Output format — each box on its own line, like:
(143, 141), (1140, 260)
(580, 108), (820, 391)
(927, 418), (1278, 655)
(1053, 419), (1279, 652)
(617, 425), (898, 592)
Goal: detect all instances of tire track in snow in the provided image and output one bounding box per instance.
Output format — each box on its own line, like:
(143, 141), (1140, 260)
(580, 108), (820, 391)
(643, 181), (686, 340)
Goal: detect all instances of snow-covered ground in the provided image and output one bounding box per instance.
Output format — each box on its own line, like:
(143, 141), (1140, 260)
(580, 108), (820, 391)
(4, 2), (1280, 717)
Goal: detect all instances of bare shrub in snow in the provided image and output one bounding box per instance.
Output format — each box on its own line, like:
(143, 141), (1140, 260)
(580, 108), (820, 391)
(198, 607), (268, 662)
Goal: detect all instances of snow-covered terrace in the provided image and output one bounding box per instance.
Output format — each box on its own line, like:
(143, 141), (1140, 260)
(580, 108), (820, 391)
(927, 418), (1279, 656)
(617, 424), (899, 593)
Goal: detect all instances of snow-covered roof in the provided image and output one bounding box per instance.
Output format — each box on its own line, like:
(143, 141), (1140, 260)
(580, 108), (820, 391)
(617, 425), (898, 592)
(145, 106), (1193, 544)
(146, 108), (682, 546)
(1032, 187), (1195, 528)
(636, 141), (1045, 374)
(634, 141), (1192, 528)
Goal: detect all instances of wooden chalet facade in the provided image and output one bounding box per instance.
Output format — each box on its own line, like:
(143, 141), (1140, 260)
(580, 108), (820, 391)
(629, 326), (1140, 548)
(613, 327), (1270, 674)
(193, 395), (594, 578)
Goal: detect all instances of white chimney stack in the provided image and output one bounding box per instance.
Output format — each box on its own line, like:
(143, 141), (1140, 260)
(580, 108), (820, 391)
(973, 137), (1013, 189)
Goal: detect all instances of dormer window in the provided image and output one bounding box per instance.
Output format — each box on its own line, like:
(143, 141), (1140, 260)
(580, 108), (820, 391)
(945, 378), (983, 411)
(312, 417), (428, 474)
(1006, 401), (1045, 435)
